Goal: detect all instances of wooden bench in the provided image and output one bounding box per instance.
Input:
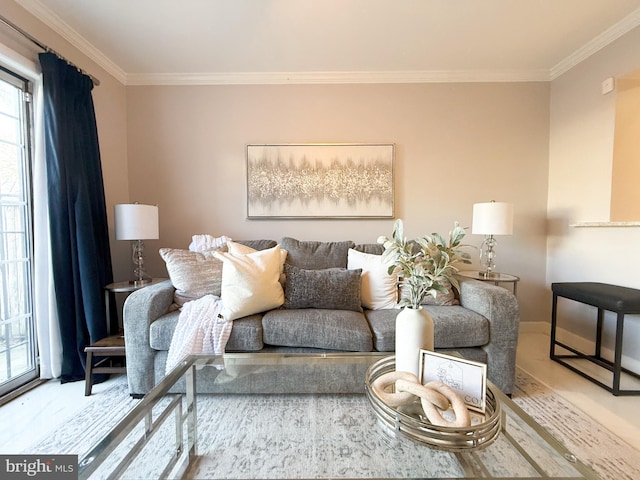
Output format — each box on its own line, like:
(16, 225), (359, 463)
(550, 282), (640, 396)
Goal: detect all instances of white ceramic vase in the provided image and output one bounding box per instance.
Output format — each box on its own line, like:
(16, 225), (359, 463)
(395, 306), (434, 377)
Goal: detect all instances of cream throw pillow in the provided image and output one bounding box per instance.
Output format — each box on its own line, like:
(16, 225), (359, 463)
(227, 241), (288, 268)
(347, 248), (399, 310)
(213, 245), (285, 321)
(227, 241), (257, 256)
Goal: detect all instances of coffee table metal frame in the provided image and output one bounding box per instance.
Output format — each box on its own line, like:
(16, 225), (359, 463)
(78, 352), (597, 480)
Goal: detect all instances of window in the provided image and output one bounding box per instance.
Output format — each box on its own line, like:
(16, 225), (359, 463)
(0, 64), (37, 396)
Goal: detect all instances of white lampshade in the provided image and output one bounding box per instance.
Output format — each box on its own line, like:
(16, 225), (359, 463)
(114, 204), (159, 240)
(472, 202), (513, 236)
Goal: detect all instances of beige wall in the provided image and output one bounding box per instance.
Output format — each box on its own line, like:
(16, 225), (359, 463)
(127, 82), (550, 323)
(8, 0), (640, 371)
(548, 25), (640, 369)
(3, 0), (551, 327)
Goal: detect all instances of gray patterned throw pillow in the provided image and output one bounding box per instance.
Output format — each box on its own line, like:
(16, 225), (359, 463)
(159, 248), (224, 306)
(283, 264), (363, 312)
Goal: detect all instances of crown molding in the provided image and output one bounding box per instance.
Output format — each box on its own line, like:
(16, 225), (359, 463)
(14, 0), (127, 84)
(550, 7), (640, 80)
(126, 69), (551, 86)
(17, 0), (640, 86)
(15, 0), (549, 86)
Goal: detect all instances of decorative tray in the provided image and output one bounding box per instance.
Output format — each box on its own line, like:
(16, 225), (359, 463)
(364, 355), (502, 451)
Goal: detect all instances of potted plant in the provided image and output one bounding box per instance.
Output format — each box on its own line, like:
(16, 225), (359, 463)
(378, 219), (471, 375)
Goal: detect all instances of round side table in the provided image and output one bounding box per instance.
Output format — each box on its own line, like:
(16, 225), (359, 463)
(457, 271), (520, 296)
(105, 278), (168, 335)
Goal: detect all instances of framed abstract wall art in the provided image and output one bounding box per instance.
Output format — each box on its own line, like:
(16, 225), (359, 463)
(246, 143), (394, 218)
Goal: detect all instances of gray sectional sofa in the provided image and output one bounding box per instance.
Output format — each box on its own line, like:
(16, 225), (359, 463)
(123, 238), (519, 397)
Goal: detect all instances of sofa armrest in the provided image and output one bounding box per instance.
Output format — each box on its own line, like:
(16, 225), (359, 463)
(457, 276), (520, 394)
(123, 279), (175, 396)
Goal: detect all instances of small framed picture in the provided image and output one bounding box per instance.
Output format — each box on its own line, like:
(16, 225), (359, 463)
(419, 350), (487, 413)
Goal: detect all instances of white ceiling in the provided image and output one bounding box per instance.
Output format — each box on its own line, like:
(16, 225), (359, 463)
(14, 0), (640, 85)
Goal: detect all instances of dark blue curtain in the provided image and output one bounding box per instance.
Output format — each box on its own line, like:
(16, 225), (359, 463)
(39, 52), (114, 383)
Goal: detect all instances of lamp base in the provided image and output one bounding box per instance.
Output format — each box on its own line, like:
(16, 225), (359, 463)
(129, 278), (151, 287)
(479, 235), (498, 277)
(479, 271), (499, 279)
(130, 240), (151, 288)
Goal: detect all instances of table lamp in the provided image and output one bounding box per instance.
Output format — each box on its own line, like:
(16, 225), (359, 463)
(472, 201), (513, 278)
(115, 203), (159, 286)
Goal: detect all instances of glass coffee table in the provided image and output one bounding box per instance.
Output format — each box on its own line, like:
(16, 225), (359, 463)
(78, 353), (597, 479)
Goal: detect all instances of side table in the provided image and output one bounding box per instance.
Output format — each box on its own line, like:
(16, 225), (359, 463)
(84, 334), (126, 396)
(457, 270), (520, 296)
(105, 278), (168, 335)
(85, 278), (167, 395)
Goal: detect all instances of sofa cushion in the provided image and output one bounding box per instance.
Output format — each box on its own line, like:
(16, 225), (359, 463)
(225, 314), (265, 351)
(364, 306), (489, 352)
(354, 243), (385, 255)
(420, 280), (459, 306)
(234, 239), (278, 251)
(150, 311), (264, 351)
(213, 245), (285, 321)
(347, 248), (398, 310)
(159, 248), (224, 307)
(281, 237), (354, 269)
(397, 278), (460, 306)
(283, 264), (363, 312)
(262, 309), (373, 352)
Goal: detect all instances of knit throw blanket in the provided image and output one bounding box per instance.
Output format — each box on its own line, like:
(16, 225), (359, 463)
(165, 295), (232, 373)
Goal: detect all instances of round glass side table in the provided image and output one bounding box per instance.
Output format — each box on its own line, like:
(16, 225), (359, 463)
(105, 278), (168, 335)
(457, 270), (520, 296)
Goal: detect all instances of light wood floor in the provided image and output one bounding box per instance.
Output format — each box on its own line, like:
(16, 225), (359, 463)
(516, 331), (640, 451)
(1, 331), (639, 454)
(0, 369), (125, 454)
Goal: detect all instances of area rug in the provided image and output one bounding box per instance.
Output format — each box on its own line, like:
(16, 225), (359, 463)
(511, 369), (640, 480)
(24, 378), (138, 457)
(25, 369), (640, 479)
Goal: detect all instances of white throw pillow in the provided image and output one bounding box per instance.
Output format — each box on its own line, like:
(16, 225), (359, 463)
(227, 241), (288, 272)
(347, 248), (399, 310)
(227, 241), (257, 256)
(213, 245), (285, 321)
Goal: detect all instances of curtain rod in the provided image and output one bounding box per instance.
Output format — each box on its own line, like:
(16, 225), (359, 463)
(0, 14), (100, 86)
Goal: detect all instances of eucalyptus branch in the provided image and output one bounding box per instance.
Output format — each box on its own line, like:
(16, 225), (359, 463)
(378, 219), (471, 309)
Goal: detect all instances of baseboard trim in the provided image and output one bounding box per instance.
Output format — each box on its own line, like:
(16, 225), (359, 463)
(0, 378), (48, 407)
(519, 321), (640, 375)
(519, 321), (550, 335)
